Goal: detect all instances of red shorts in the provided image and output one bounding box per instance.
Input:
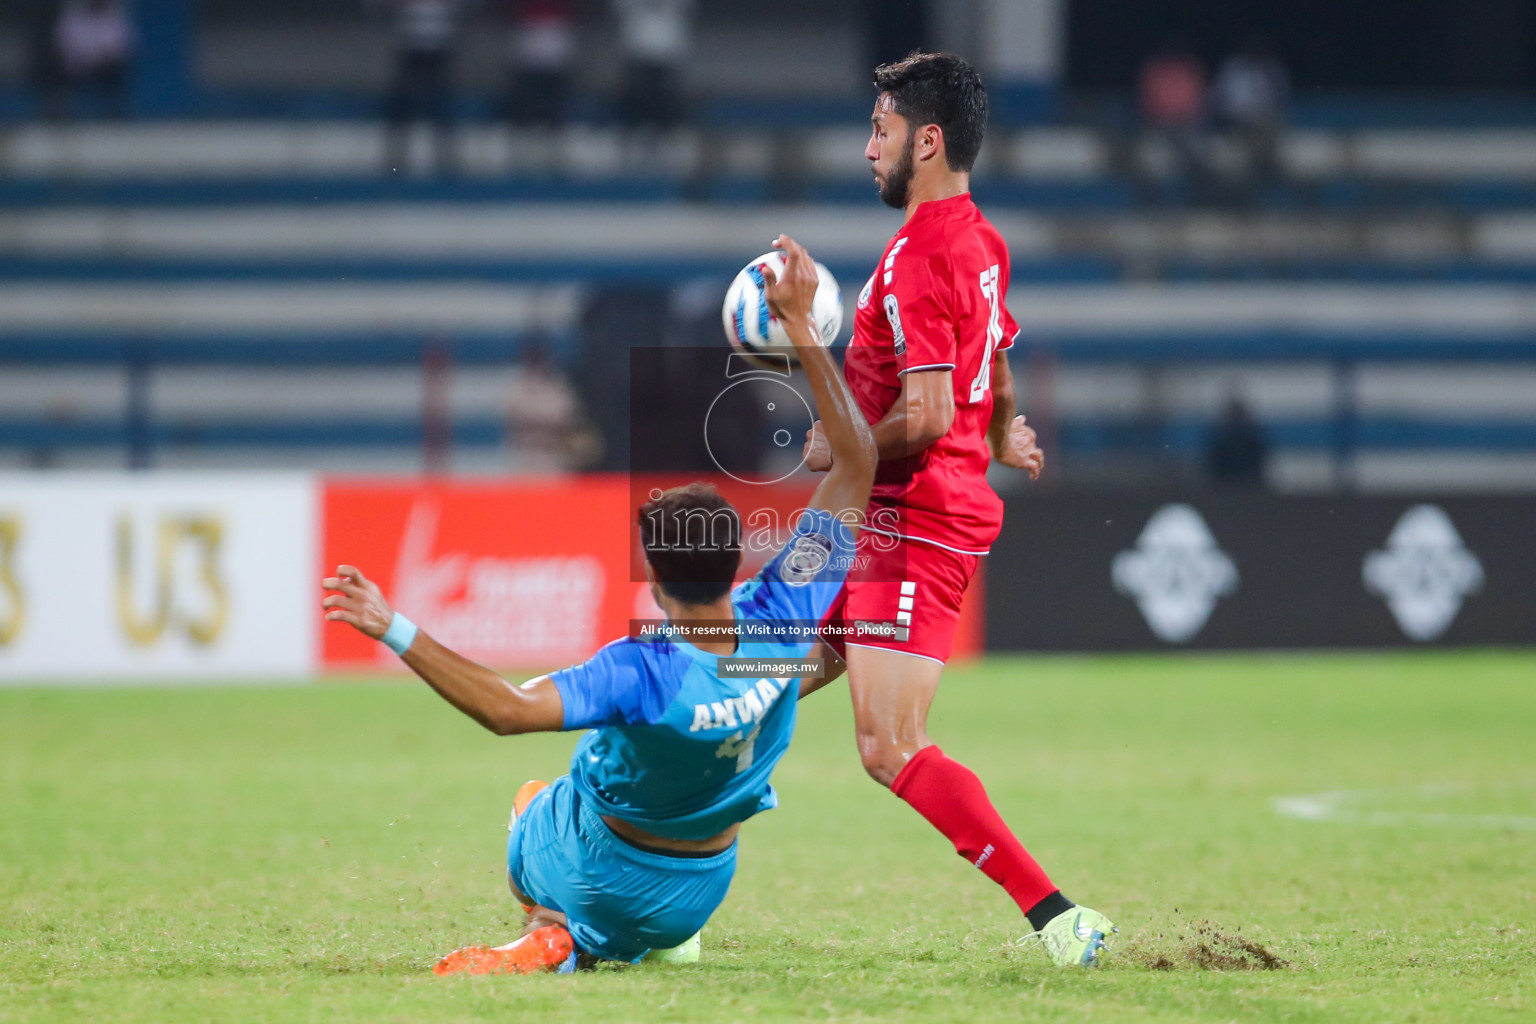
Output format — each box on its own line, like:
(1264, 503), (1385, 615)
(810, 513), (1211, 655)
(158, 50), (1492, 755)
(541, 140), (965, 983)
(819, 532), (980, 664)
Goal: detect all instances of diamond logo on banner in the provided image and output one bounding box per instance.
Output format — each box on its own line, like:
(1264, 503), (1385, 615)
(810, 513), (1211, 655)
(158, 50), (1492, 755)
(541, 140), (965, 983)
(1362, 505), (1484, 641)
(1112, 504), (1239, 643)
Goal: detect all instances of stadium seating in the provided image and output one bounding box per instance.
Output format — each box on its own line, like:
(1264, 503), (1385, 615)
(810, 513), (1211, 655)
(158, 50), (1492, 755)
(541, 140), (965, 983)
(2, 114), (1535, 485)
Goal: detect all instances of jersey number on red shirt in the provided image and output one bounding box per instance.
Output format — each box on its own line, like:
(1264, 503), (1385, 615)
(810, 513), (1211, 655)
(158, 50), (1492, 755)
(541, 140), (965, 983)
(969, 263), (1004, 403)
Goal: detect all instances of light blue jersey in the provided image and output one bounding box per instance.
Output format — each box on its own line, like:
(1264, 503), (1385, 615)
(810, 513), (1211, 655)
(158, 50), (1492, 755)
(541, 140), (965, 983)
(551, 508), (856, 841)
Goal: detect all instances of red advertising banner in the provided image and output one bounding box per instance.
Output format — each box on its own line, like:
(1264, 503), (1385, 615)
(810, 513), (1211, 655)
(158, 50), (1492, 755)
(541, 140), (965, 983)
(321, 477), (632, 671)
(320, 476), (981, 672)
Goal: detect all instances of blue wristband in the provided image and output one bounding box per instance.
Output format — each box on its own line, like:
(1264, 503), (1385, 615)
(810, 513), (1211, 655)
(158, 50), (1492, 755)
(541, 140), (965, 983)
(381, 612), (418, 656)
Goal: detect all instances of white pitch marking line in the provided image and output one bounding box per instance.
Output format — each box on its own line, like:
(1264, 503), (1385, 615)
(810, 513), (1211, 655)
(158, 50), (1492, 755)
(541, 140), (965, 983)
(1273, 784), (1536, 832)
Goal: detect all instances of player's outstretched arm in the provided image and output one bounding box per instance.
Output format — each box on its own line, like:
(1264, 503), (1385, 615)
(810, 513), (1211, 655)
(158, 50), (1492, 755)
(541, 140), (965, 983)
(803, 366), (955, 470)
(321, 565), (564, 735)
(761, 234), (878, 528)
(987, 350), (1044, 479)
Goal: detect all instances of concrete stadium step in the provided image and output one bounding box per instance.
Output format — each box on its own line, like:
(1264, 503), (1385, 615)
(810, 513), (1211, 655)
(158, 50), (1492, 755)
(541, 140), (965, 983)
(12, 122), (1536, 186)
(7, 284), (1536, 346)
(14, 202), (1536, 268)
(0, 282), (579, 334)
(0, 204), (979, 265)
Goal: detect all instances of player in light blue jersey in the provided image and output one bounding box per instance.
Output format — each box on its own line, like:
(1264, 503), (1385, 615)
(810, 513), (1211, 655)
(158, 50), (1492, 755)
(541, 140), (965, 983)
(322, 235), (877, 974)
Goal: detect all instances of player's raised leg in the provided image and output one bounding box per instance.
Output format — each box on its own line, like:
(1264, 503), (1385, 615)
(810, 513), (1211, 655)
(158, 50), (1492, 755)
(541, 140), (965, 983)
(845, 644), (1068, 919)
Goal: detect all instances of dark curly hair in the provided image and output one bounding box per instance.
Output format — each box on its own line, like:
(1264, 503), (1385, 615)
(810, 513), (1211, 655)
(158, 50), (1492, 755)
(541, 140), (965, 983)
(638, 482), (742, 606)
(873, 51), (988, 173)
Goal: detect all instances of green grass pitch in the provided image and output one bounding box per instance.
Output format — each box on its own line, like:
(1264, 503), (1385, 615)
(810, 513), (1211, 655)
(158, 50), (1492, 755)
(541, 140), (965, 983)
(3, 651), (1533, 1022)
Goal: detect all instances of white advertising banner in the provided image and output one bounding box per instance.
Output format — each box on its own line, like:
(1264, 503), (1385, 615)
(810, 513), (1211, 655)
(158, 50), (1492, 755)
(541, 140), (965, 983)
(0, 473), (317, 681)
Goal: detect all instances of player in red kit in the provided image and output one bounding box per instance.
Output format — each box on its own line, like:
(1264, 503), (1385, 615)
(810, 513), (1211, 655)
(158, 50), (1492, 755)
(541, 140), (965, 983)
(802, 52), (1116, 967)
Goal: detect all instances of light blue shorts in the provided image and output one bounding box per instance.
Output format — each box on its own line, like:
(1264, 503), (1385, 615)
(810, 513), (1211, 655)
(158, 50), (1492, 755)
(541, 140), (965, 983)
(507, 775), (737, 963)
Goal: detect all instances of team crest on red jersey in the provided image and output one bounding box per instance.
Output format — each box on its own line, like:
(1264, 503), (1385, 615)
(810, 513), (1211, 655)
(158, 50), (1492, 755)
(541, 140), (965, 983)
(857, 273), (875, 309)
(882, 294), (906, 354)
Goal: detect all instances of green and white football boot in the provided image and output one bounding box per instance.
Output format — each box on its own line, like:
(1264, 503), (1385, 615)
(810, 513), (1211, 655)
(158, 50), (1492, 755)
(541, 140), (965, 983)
(1032, 907), (1117, 967)
(642, 931), (701, 965)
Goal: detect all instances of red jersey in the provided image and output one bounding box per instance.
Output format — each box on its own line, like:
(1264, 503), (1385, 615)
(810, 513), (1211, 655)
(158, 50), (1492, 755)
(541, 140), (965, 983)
(843, 192), (1018, 555)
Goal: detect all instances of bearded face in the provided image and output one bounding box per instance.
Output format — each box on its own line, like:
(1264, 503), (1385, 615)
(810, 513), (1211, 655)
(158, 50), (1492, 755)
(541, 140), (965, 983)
(876, 126), (916, 209)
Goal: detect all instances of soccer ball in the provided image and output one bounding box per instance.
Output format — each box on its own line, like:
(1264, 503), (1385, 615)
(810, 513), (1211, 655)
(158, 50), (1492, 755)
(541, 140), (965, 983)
(721, 252), (842, 365)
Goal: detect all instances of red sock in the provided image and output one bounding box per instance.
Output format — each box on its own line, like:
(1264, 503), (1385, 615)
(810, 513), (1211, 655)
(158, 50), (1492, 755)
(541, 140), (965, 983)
(890, 744), (1058, 915)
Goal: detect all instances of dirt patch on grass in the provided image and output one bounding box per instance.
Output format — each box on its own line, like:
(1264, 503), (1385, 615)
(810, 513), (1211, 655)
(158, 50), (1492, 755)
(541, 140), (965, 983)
(1125, 917), (1290, 972)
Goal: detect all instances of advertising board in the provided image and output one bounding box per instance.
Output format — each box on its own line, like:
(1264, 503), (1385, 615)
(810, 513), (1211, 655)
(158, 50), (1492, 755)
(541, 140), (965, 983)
(987, 495), (1536, 650)
(0, 473), (316, 680)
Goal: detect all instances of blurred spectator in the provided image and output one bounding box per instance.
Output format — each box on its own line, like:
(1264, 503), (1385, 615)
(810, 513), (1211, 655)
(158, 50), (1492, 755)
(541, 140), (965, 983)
(377, 0), (470, 176)
(1213, 38), (1291, 191)
(505, 0), (578, 127)
(1206, 395), (1269, 487)
(611, 0), (694, 130)
(505, 341), (598, 472)
(52, 0), (135, 119)
(1137, 41), (1208, 193)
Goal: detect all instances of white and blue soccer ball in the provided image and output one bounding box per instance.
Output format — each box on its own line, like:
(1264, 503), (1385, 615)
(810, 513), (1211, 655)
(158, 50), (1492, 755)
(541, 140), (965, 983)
(721, 252), (842, 364)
